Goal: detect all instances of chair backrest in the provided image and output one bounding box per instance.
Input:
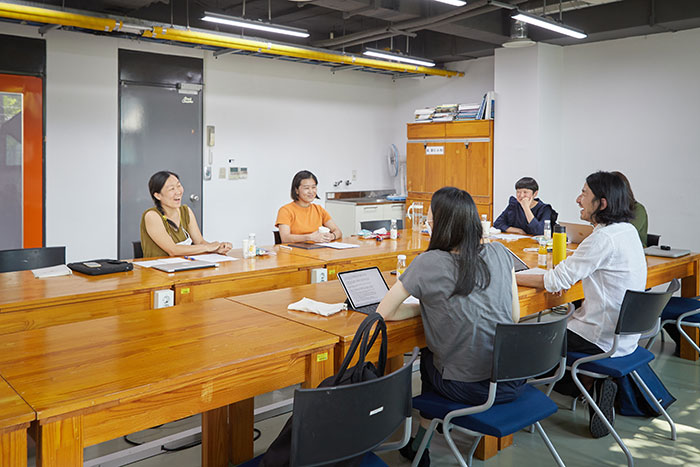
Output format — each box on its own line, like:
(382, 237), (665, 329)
(360, 219), (404, 231)
(290, 349), (418, 466)
(491, 316), (568, 383)
(273, 230), (282, 245)
(647, 233), (660, 247)
(132, 241), (143, 259)
(0, 247), (66, 273)
(616, 279), (679, 335)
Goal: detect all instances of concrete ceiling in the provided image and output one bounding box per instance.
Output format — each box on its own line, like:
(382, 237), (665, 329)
(27, 0), (700, 64)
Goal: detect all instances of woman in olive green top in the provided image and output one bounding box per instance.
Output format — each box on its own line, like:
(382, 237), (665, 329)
(613, 171), (648, 247)
(140, 171), (232, 258)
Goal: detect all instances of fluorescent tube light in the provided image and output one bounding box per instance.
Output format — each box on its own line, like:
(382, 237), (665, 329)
(433, 0), (467, 6)
(202, 12), (309, 38)
(363, 48), (435, 68)
(512, 11), (586, 39)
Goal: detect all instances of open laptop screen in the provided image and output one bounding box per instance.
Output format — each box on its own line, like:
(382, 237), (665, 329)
(505, 247), (530, 272)
(337, 267), (389, 309)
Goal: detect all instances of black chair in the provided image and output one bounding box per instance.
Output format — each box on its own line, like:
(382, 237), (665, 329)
(360, 219), (403, 232)
(0, 246), (66, 273)
(412, 318), (568, 467)
(647, 233), (660, 247)
(563, 279), (679, 467)
(273, 230), (282, 245)
(132, 241), (143, 259)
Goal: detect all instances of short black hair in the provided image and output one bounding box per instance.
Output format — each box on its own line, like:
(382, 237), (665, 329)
(515, 177), (539, 192)
(585, 171), (633, 225)
(290, 170), (320, 201)
(148, 170), (179, 212)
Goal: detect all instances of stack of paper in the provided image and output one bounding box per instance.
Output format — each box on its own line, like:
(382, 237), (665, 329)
(455, 103), (481, 120)
(414, 108), (434, 122)
(32, 264), (72, 279)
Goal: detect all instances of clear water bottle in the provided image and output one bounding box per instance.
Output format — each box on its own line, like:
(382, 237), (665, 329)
(544, 219), (552, 241)
(247, 233), (256, 258)
(481, 214), (490, 238)
(390, 219), (398, 240)
(538, 239), (547, 269)
(396, 254), (407, 278)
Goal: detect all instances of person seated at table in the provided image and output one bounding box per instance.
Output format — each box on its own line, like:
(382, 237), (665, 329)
(140, 171), (232, 258)
(276, 170), (342, 243)
(377, 186), (522, 467)
(517, 171), (646, 438)
(612, 171), (648, 247)
(493, 177), (558, 235)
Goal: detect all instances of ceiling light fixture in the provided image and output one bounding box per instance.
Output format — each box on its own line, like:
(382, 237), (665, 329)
(201, 12), (309, 38)
(362, 48), (435, 67)
(433, 0), (467, 6)
(511, 10), (586, 39)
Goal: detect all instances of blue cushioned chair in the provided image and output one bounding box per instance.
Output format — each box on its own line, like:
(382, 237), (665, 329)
(241, 348), (418, 467)
(412, 317), (568, 467)
(659, 296), (700, 356)
(564, 279), (679, 467)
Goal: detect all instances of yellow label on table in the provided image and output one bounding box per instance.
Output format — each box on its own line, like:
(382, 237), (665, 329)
(180, 288), (190, 294)
(316, 352), (328, 362)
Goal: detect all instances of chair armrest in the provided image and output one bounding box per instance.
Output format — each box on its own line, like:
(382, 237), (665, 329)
(373, 417), (412, 453)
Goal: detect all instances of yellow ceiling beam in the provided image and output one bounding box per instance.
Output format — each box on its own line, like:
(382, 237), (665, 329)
(145, 27), (463, 78)
(0, 2), (116, 32)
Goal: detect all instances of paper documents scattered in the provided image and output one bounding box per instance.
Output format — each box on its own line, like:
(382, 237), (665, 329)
(288, 297), (348, 317)
(489, 233), (531, 241)
(133, 258), (187, 268)
(186, 254), (237, 263)
(316, 242), (360, 249)
(32, 264), (72, 279)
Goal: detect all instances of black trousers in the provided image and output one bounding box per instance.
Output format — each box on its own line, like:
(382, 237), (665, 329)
(552, 329), (605, 397)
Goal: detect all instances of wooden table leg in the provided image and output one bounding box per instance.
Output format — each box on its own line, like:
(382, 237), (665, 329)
(0, 424), (30, 467)
(229, 398), (254, 465)
(303, 348), (334, 389)
(680, 262), (700, 361)
(36, 416), (83, 467)
(474, 435), (498, 460)
(202, 406), (229, 467)
(386, 355), (406, 375)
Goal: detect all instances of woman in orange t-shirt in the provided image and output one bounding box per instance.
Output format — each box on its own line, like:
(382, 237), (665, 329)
(275, 170), (342, 243)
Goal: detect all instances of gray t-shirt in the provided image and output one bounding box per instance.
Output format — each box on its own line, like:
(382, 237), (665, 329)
(400, 242), (514, 382)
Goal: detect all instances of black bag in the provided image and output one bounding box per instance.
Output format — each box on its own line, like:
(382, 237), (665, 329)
(615, 363), (676, 417)
(259, 313), (388, 467)
(67, 259), (133, 276)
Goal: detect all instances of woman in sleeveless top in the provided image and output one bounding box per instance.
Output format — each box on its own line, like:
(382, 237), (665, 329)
(140, 171), (232, 258)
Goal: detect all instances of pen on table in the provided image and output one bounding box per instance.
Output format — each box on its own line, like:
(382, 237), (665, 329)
(279, 245), (292, 250)
(183, 256), (196, 261)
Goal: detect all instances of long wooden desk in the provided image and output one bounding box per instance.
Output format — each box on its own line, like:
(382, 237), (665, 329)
(0, 299), (337, 467)
(0, 267), (173, 336)
(276, 232), (430, 280)
(0, 378), (34, 467)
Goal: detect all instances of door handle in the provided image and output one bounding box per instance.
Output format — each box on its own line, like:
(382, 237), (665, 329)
(190, 194), (200, 202)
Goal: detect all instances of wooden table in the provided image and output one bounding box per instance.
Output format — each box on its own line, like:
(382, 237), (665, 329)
(0, 378), (34, 467)
(167, 248), (325, 304)
(0, 267), (172, 336)
(276, 231), (430, 280)
(0, 299), (337, 467)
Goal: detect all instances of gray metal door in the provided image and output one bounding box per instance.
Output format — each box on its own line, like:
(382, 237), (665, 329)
(118, 82), (202, 259)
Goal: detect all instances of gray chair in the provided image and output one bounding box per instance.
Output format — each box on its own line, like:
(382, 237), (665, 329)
(0, 246), (66, 273)
(647, 233), (660, 247)
(273, 231), (282, 245)
(132, 241), (143, 259)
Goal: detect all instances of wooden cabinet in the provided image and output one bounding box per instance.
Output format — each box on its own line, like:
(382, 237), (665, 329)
(406, 120), (493, 221)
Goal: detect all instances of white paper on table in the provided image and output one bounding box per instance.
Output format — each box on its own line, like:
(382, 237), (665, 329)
(288, 297), (348, 316)
(489, 233), (530, 241)
(187, 254), (237, 263)
(316, 242), (360, 249)
(516, 268), (547, 276)
(133, 258), (187, 268)
(403, 295), (419, 305)
(32, 264), (72, 279)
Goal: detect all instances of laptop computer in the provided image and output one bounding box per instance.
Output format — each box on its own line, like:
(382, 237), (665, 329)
(644, 246), (690, 258)
(504, 247), (530, 272)
(559, 222), (594, 244)
(337, 267), (390, 314)
(153, 260), (217, 273)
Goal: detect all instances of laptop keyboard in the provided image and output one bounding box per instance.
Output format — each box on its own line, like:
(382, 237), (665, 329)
(356, 303), (379, 314)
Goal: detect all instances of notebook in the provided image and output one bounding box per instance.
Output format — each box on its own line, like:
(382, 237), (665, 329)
(644, 246), (690, 258)
(337, 267), (390, 315)
(559, 222), (594, 244)
(288, 242), (326, 250)
(153, 260), (217, 273)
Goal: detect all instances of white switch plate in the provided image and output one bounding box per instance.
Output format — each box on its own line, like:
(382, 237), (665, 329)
(310, 268), (327, 284)
(352, 170), (357, 181)
(153, 289), (174, 309)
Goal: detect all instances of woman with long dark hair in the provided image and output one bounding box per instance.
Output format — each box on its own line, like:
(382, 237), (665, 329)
(140, 171), (232, 258)
(378, 186), (522, 466)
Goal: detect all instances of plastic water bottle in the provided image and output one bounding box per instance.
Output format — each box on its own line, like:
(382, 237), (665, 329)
(396, 254), (406, 278)
(247, 233), (256, 258)
(538, 239), (547, 269)
(390, 219), (398, 240)
(481, 214), (490, 238)
(544, 219), (552, 241)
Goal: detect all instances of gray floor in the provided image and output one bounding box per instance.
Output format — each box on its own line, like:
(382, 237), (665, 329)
(27, 336), (700, 466)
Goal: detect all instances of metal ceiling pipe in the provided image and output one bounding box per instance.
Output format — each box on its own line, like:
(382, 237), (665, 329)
(313, 0), (489, 48)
